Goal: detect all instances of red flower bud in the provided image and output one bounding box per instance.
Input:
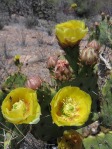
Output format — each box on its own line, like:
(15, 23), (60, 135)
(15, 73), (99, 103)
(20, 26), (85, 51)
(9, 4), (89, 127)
(107, 14), (110, 21)
(26, 76), (42, 90)
(54, 60), (72, 81)
(87, 40), (100, 51)
(55, 60), (69, 72)
(47, 56), (58, 68)
(94, 22), (100, 27)
(80, 47), (98, 65)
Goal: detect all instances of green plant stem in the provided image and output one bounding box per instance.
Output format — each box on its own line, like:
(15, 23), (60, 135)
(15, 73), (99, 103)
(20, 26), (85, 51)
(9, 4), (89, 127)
(64, 45), (79, 76)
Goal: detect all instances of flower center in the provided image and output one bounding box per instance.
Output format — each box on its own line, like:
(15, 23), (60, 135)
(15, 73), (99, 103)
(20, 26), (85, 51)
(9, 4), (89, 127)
(12, 100), (26, 112)
(62, 97), (78, 117)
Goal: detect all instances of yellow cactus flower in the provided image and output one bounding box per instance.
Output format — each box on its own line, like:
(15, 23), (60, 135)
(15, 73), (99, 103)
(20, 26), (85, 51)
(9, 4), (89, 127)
(71, 3), (77, 9)
(50, 86), (92, 126)
(14, 55), (20, 61)
(55, 20), (88, 47)
(1, 88), (41, 124)
(14, 55), (21, 66)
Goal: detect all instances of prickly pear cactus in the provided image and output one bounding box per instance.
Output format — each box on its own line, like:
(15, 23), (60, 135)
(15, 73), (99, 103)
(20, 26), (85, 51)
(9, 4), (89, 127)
(97, 43), (112, 127)
(36, 44), (99, 142)
(90, 13), (112, 48)
(99, 18), (112, 48)
(31, 41), (98, 142)
(2, 73), (27, 92)
(83, 131), (112, 149)
(0, 15), (112, 149)
(100, 73), (112, 127)
(38, 26), (99, 141)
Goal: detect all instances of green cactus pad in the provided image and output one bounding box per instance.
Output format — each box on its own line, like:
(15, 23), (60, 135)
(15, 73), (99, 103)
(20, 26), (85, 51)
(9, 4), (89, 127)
(100, 73), (112, 127)
(61, 66), (99, 120)
(99, 21), (112, 48)
(90, 18), (112, 48)
(32, 83), (65, 141)
(2, 73), (27, 91)
(83, 131), (112, 149)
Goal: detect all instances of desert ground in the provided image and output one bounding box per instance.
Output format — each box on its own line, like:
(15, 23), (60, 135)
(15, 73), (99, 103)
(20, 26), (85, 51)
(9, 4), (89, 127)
(0, 15), (65, 87)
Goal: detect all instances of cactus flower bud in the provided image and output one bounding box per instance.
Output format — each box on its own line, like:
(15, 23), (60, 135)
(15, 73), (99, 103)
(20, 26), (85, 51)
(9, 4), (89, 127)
(94, 22), (99, 26)
(94, 22), (100, 39)
(101, 12), (105, 21)
(58, 130), (83, 149)
(54, 60), (72, 81)
(108, 20), (112, 27)
(14, 55), (20, 66)
(80, 47), (98, 65)
(26, 76), (42, 90)
(107, 14), (110, 22)
(47, 56), (58, 69)
(87, 40), (100, 51)
(55, 60), (69, 71)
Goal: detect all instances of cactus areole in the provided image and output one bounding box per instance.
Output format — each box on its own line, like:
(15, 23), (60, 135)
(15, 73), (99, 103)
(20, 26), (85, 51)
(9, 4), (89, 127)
(50, 86), (92, 126)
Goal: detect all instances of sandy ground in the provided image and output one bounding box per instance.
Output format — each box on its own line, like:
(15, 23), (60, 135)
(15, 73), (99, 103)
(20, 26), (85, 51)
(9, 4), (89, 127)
(0, 18), (64, 87)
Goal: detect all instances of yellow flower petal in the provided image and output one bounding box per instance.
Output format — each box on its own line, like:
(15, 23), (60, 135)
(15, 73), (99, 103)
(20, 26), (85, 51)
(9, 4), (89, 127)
(71, 3), (77, 9)
(1, 87), (41, 124)
(14, 55), (20, 61)
(55, 20), (88, 47)
(50, 86), (92, 126)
